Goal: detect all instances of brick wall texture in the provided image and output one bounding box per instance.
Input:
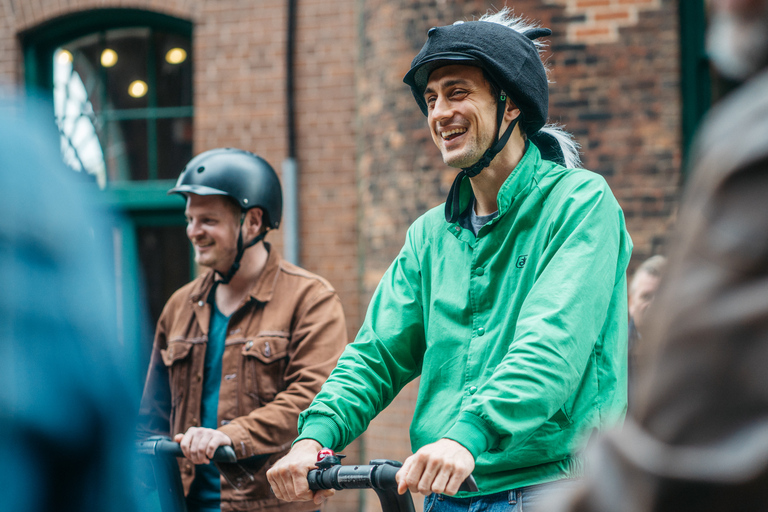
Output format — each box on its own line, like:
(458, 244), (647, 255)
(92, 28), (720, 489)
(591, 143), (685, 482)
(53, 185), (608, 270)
(1, 0), (683, 511)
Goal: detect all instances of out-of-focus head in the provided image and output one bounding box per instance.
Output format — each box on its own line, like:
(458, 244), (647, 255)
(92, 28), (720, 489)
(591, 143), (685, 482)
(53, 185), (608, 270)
(629, 255), (667, 334)
(707, 0), (768, 80)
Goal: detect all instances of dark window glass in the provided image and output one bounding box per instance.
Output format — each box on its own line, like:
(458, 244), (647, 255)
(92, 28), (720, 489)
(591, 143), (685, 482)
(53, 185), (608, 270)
(137, 224), (190, 328)
(157, 117), (193, 179)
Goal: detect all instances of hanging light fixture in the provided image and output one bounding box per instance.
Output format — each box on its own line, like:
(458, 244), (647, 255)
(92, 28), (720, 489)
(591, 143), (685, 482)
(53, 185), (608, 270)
(128, 80), (148, 98)
(100, 48), (118, 67)
(165, 48), (187, 64)
(57, 49), (73, 64)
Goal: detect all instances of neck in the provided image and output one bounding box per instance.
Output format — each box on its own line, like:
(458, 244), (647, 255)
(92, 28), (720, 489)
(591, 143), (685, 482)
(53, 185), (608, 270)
(469, 129), (526, 216)
(214, 241), (269, 316)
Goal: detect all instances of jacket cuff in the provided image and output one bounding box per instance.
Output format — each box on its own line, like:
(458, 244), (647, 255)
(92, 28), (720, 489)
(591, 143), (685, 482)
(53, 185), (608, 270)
(295, 413), (343, 450)
(442, 412), (499, 459)
(219, 422), (254, 459)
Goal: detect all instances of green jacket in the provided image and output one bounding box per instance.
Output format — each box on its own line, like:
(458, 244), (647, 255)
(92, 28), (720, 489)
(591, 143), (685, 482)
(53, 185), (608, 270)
(297, 144), (632, 494)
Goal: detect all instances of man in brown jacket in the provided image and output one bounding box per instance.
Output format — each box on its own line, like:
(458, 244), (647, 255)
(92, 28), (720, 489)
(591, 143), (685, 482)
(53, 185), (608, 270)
(549, 0), (768, 510)
(138, 148), (348, 512)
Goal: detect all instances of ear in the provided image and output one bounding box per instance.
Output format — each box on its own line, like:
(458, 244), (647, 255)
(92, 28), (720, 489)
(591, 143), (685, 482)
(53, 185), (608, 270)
(244, 207), (265, 236)
(504, 98), (521, 122)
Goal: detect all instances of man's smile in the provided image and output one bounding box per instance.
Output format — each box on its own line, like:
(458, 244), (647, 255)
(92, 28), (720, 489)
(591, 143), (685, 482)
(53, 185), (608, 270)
(440, 127), (467, 140)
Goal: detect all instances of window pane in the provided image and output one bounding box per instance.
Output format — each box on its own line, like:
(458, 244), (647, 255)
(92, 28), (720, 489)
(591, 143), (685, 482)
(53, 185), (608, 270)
(157, 117), (193, 179)
(102, 118), (148, 181)
(104, 28), (151, 110)
(154, 31), (193, 108)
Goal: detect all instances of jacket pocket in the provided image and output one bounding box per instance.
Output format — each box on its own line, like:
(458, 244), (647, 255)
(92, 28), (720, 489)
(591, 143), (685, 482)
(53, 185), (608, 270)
(160, 340), (195, 433)
(241, 336), (290, 408)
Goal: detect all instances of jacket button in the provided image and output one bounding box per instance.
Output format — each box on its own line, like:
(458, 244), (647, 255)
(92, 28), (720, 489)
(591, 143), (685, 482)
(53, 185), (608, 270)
(185, 464), (193, 474)
(264, 341), (272, 357)
(191, 418), (198, 426)
(168, 348), (174, 357)
(477, 327), (485, 336)
(469, 386), (477, 395)
(246, 341), (253, 350)
(196, 373), (202, 382)
(475, 267), (484, 276)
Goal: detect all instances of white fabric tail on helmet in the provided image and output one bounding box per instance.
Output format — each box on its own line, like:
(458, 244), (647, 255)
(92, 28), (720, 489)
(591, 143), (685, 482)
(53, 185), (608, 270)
(473, 8), (582, 169)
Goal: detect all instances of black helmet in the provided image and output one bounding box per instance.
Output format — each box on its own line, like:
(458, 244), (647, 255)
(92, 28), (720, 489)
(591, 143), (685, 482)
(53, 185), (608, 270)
(169, 147), (282, 229)
(403, 20), (551, 136)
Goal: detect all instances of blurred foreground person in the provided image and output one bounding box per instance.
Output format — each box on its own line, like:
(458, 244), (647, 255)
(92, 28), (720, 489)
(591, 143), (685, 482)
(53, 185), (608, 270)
(0, 94), (141, 511)
(549, 0), (768, 510)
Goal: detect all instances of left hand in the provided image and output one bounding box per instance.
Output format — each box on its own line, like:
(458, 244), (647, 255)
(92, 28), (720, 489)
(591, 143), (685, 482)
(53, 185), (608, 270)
(396, 438), (475, 496)
(174, 427), (233, 465)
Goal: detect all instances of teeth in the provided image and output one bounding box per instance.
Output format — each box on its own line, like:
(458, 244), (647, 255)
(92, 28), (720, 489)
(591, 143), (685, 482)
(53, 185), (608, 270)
(441, 128), (466, 139)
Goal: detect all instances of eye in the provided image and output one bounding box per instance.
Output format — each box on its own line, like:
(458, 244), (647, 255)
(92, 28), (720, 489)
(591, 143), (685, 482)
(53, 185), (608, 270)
(450, 88), (468, 99)
(425, 95), (436, 108)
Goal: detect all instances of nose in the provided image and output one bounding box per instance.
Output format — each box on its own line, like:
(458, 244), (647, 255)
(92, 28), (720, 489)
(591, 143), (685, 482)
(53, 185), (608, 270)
(186, 219), (202, 239)
(429, 94), (453, 124)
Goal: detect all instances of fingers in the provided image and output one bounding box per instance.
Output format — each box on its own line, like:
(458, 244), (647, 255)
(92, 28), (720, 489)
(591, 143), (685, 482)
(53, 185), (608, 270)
(177, 427), (232, 465)
(266, 439), (322, 503)
(398, 439), (475, 496)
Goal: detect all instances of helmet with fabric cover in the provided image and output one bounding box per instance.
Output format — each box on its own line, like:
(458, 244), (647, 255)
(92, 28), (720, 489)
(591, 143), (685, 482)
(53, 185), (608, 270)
(403, 20), (551, 136)
(169, 147), (282, 230)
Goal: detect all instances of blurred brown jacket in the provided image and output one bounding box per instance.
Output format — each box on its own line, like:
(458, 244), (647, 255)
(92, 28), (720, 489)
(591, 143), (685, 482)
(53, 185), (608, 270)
(549, 68), (768, 511)
(138, 246), (348, 512)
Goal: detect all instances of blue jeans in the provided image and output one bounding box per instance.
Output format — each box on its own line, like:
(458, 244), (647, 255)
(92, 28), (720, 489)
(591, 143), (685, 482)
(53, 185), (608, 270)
(424, 479), (580, 512)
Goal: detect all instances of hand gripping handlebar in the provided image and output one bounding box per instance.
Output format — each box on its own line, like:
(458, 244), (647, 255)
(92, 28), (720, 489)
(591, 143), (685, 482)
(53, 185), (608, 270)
(137, 435), (238, 463)
(307, 449), (479, 512)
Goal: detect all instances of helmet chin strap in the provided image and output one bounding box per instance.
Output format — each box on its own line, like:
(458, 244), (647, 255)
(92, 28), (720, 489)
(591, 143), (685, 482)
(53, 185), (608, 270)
(445, 91), (519, 223)
(208, 213), (268, 302)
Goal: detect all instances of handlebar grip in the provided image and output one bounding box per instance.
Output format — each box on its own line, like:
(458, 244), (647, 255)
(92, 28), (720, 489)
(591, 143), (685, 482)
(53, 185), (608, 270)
(137, 436), (237, 463)
(459, 474), (478, 493)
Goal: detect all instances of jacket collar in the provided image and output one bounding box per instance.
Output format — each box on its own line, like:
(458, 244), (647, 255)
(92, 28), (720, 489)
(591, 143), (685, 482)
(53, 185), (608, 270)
(452, 141), (542, 223)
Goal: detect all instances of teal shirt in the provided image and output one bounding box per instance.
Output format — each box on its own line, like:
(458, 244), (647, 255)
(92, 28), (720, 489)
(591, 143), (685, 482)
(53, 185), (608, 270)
(297, 144), (632, 494)
(187, 302), (229, 512)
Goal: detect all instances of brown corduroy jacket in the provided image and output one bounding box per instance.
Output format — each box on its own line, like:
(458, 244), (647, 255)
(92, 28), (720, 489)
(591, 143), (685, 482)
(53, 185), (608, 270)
(138, 246), (348, 512)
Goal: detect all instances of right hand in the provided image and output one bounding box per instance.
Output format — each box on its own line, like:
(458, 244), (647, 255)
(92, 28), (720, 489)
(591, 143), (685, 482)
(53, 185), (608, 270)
(267, 439), (336, 505)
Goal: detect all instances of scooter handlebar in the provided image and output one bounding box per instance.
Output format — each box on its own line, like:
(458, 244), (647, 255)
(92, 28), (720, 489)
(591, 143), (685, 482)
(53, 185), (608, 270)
(137, 435), (237, 463)
(307, 461), (478, 493)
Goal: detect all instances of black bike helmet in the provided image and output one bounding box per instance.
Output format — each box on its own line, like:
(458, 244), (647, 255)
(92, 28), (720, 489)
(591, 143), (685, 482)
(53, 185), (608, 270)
(169, 148), (283, 286)
(403, 19), (552, 223)
(169, 147), (282, 229)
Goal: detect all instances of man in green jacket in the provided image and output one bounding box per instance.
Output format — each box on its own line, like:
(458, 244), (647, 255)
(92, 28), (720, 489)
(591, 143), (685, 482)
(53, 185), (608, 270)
(268, 8), (631, 510)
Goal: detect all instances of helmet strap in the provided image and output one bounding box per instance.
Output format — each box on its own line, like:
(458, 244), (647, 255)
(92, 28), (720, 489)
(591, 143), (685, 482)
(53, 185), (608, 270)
(209, 213), (268, 299)
(444, 91), (519, 223)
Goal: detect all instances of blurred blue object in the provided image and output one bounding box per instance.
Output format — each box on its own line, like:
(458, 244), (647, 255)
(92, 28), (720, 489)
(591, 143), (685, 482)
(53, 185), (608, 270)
(0, 90), (147, 511)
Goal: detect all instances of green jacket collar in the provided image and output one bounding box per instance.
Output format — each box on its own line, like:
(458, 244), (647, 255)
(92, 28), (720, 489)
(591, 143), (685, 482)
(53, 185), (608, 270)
(452, 142), (543, 227)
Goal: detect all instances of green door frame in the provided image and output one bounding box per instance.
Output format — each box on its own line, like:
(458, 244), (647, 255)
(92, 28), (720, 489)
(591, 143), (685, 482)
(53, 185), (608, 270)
(678, 0), (711, 171)
(21, 8), (195, 381)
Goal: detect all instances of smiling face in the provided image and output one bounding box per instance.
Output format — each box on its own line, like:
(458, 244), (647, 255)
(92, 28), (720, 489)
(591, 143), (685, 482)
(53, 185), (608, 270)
(185, 194), (242, 273)
(424, 64), (502, 169)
